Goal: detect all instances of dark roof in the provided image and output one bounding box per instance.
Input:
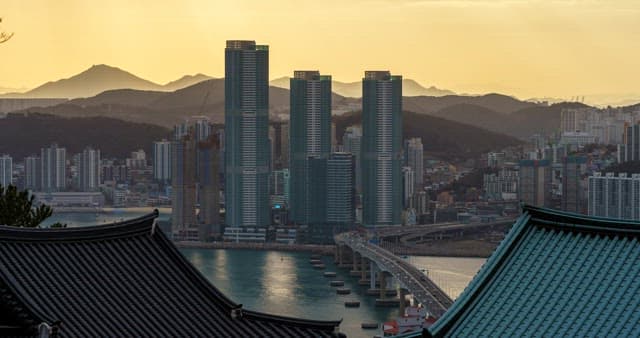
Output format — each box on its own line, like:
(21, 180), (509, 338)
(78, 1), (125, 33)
(397, 205), (640, 337)
(0, 211), (343, 337)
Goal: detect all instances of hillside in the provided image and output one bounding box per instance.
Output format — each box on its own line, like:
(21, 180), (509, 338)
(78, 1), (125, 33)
(0, 113), (171, 159)
(333, 110), (522, 161)
(404, 93), (537, 115)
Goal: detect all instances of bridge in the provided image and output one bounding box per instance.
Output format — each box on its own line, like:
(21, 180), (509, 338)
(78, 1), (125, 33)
(334, 232), (454, 317)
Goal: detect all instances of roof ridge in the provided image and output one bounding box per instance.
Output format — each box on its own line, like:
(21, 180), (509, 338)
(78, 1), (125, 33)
(523, 205), (640, 234)
(0, 210), (159, 242)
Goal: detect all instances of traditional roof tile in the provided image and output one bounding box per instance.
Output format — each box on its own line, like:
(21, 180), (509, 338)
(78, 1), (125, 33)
(0, 211), (343, 337)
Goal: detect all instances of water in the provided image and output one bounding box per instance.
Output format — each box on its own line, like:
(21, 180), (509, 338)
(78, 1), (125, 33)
(48, 210), (486, 338)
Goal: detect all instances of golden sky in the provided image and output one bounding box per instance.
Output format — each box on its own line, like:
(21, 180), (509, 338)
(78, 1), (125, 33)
(1, 0), (639, 100)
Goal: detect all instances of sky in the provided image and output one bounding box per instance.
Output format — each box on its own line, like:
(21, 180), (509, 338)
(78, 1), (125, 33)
(1, 0), (639, 101)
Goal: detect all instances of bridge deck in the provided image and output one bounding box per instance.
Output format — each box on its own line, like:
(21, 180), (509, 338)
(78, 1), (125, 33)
(336, 233), (453, 317)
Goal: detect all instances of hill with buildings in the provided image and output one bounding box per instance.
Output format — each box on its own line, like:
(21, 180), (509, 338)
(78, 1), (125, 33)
(0, 113), (171, 159)
(333, 110), (523, 161)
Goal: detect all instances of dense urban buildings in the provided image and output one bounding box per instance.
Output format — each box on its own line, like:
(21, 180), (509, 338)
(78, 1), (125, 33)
(224, 40), (270, 228)
(289, 70), (332, 225)
(362, 71), (403, 227)
(75, 147), (101, 192)
(561, 155), (587, 213)
(588, 172), (640, 220)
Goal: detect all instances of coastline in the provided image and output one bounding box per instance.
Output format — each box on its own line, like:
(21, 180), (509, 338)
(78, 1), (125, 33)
(174, 241), (336, 256)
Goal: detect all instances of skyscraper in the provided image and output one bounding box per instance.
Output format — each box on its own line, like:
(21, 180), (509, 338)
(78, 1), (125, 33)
(402, 166), (415, 209)
(77, 147), (101, 192)
(0, 155), (12, 188)
(362, 71), (403, 227)
(153, 139), (172, 183)
(289, 70), (332, 225)
(41, 144), (66, 192)
(24, 156), (40, 191)
(405, 137), (424, 189)
(198, 134), (220, 240)
(224, 40), (270, 228)
(172, 129), (197, 235)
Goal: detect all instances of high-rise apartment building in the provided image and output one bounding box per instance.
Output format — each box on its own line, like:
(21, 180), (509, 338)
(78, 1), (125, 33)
(197, 135), (220, 239)
(153, 139), (172, 183)
(172, 130), (197, 235)
(402, 166), (415, 209)
(0, 155), (12, 188)
(289, 70), (332, 225)
(518, 160), (552, 208)
(589, 172), (640, 220)
(561, 155), (588, 213)
(224, 40), (270, 228)
(342, 126), (362, 193)
(24, 156), (40, 190)
(41, 144), (66, 192)
(77, 147), (101, 192)
(405, 138), (424, 188)
(362, 71), (403, 227)
(624, 123), (640, 162)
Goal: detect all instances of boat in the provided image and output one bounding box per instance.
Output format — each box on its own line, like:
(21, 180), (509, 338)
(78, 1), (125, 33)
(313, 264), (326, 270)
(361, 322), (379, 329)
(382, 306), (437, 336)
(336, 288), (351, 295)
(329, 280), (344, 287)
(344, 301), (360, 308)
(323, 272), (337, 278)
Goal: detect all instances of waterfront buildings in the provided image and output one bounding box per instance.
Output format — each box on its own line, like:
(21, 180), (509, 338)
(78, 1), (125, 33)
(224, 40), (270, 228)
(0, 154), (12, 188)
(289, 70), (332, 225)
(197, 135), (220, 240)
(362, 71), (402, 227)
(153, 139), (172, 183)
(588, 172), (640, 220)
(342, 126), (362, 193)
(518, 160), (551, 208)
(40, 144), (66, 192)
(76, 147), (101, 192)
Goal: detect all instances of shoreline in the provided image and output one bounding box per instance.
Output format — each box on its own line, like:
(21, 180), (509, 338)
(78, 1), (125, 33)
(174, 241), (336, 256)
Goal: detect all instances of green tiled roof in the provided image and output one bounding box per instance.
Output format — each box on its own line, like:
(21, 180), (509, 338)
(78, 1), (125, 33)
(397, 205), (640, 337)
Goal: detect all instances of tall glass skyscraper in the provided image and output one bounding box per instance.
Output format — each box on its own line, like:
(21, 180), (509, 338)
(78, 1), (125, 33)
(224, 40), (270, 228)
(289, 70), (332, 224)
(362, 71), (402, 227)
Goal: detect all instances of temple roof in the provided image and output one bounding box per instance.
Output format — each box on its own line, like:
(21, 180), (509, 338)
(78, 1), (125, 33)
(398, 205), (640, 337)
(0, 211), (343, 337)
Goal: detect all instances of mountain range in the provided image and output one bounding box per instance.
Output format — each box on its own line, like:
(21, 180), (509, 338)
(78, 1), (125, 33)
(269, 76), (454, 97)
(0, 65), (214, 99)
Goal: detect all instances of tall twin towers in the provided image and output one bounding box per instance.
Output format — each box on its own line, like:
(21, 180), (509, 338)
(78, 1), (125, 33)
(224, 40), (402, 228)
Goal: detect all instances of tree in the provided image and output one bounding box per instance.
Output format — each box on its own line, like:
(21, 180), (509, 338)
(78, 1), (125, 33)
(0, 185), (66, 228)
(0, 17), (14, 44)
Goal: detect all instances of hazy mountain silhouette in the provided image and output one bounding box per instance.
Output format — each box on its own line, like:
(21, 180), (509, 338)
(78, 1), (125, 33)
(270, 77), (455, 97)
(404, 93), (537, 115)
(163, 73), (214, 91)
(0, 65), (215, 99)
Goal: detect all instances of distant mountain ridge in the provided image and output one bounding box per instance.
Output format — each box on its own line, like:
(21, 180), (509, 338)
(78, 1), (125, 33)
(270, 76), (455, 97)
(0, 65), (214, 99)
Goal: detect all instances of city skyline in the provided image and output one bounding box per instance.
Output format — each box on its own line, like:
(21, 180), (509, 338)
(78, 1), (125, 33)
(2, 1), (640, 101)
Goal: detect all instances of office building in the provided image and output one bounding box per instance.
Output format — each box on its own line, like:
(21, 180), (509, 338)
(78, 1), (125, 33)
(224, 40), (270, 228)
(153, 139), (172, 183)
(561, 155), (588, 213)
(41, 144), (66, 192)
(405, 137), (424, 188)
(362, 71), (403, 227)
(518, 160), (551, 208)
(0, 155), (12, 188)
(289, 70), (332, 224)
(588, 172), (640, 220)
(77, 147), (101, 192)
